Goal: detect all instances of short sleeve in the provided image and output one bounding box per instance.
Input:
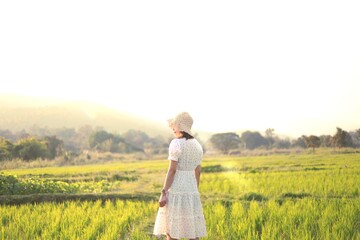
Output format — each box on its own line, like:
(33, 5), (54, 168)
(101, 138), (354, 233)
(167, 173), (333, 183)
(168, 139), (182, 161)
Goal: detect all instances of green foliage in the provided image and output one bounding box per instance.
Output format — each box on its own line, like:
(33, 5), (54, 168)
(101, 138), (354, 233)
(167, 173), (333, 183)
(0, 137), (13, 161)
(202, 164), (228, 173)
(292, 137), (306, 148)
(123, 129), (149, 149)
(242, 192), (268, 201)
(281, 192), (312, 199)
(0, 198), (358, 240)
(0, 153), (360, 239)
(204, 198), (360, 239)
(0, 200), (159, 240)
(241, 131), (267, 150)
(332, 127), (354, 148)
(210, 132), (240, 154)
(0, 169), (141, 195)
(13, 138), (50, 161)
(43, 135), (64, 159)
(89, 130), (114, 149)
(0, 135), (65, 161)
(302, 135), (321, 153)
(272, 138), (291, 149)
(88, 130), (143, 153)
(320, 135), (333, 147)
(0, 173), (79, 195)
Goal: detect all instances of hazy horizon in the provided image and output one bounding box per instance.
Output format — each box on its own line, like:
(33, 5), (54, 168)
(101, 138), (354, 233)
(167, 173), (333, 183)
(1, 1), (359, 138)
(1, 94), (358, 139)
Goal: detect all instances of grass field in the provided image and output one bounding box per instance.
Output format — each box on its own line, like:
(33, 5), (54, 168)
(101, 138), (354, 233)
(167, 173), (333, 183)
(1, 151), (359, 239)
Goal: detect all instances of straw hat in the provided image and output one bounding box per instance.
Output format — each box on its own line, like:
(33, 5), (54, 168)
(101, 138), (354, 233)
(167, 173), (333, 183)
(167, 112), (193, 136)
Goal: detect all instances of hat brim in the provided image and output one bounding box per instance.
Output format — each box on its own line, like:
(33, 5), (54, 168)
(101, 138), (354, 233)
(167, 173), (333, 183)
(167, 118), (175, 128)
(167, 118), (192, 135)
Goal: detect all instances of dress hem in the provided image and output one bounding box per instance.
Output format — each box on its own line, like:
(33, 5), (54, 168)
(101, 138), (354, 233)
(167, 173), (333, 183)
(153, 232), (207, 239)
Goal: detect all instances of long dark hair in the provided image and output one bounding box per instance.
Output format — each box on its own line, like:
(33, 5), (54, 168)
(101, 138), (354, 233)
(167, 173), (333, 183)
(180, 131), (194, 140)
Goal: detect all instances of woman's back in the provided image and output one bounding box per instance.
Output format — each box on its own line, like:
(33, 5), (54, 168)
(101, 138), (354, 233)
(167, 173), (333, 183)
(169, 138), (203, 171)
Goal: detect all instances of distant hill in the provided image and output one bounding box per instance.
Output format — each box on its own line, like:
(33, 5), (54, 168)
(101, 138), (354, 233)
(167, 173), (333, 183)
(0, 94), (170, 137)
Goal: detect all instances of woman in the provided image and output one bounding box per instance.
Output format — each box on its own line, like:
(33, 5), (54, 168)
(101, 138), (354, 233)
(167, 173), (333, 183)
(153, 112), (207, 240)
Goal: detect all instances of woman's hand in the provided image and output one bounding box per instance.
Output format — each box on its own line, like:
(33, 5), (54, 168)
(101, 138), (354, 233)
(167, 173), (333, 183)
(159, 193), (167, 207)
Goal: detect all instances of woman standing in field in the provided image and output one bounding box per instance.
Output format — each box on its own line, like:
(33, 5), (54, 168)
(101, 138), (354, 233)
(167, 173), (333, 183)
(153, 112), (207, 240)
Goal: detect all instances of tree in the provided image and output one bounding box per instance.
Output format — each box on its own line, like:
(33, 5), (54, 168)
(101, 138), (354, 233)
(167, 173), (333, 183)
(265, 128), (275, 149)
(332, 127), (353, 148)
(13, 138), (50, 161)
(210, 132), (240, 154)
(144, 135), (167, 155)
(349, 130), (360, 148)
(0, 130), (16, 142)
(273, 138), (291, 149)
(291, 137), (306, 148)
(123, 130), (149, 149)
(265, 128), (275, 138)
(302, 135), (320, 153)
(241, 131), (267, 150)
(74, 125), (93, 150)
(319, 135), (332, 147)
(0, 137), (14, 161)
(43, 136), (64, 159)
(15, 129), (30, 140)
(55, 127), (78, 151)
(88, 130), (143, 153)
(28, 124), (51, 137)
(89, 130), (114, 149)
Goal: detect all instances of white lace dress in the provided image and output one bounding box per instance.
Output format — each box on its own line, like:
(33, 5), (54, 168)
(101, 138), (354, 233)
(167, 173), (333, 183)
(153, 138), (207, 239)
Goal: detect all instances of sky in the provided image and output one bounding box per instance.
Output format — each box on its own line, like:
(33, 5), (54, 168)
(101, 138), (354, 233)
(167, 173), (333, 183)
(1, 1), (359, 138)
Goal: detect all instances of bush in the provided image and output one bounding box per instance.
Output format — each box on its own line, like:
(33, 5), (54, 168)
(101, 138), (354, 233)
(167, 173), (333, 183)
(0, 173), (79, 195)
(0, 138), (14, 161)
(13, 138), (50, 161)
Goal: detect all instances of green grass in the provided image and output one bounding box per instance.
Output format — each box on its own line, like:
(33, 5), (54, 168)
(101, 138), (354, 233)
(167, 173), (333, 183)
(1, 152), (360, 239)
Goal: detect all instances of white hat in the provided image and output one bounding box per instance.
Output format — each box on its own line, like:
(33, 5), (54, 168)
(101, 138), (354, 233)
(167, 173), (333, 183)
(167, 112), (193, 136)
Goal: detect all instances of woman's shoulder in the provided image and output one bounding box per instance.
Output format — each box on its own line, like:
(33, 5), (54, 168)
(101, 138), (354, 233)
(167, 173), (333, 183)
(171, 137), (199, 144)
(169, 138), (185, 146)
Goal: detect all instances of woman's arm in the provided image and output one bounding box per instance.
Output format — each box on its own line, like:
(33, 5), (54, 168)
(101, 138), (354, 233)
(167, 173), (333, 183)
(194, 165), (201, 188)
(159, 160), (177, 207)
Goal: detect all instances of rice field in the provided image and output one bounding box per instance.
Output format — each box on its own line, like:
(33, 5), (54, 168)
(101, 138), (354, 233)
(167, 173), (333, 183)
(1, 152), (359, 239)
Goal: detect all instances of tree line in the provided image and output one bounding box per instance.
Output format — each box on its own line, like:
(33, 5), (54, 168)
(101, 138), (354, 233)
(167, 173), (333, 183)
(1, 125), (359, 161)
(209, 127), (360, 154)
(0, 125), (168, 161)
